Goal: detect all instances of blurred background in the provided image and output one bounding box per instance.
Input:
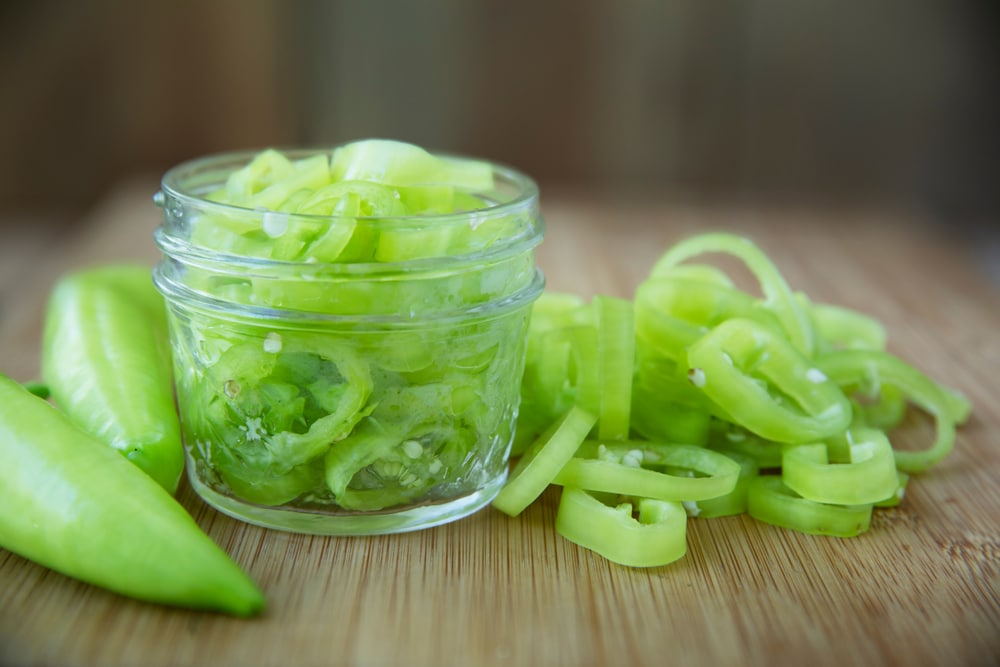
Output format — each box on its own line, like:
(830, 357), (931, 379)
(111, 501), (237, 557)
(1, 0), (997, 236)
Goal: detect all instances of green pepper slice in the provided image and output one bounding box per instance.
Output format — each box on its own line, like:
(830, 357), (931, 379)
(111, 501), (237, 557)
(555, 487), (687, 567)
(747, 475), (873, 537)
(686, 318), (852, 444)
(553, 440), (740, 502)
(649, 232), (815, 356)
(782, 428), (898, 505)
(817, 349), (969, 473)
(635, 277), (783, 360)
(873, 471), (910, 508)
(492, 406), (597, 517)
(807, 299), (887, 352)
(688, 448), (759, 518)
(707, 421), (787, 468)
(595, 295), (634, 440)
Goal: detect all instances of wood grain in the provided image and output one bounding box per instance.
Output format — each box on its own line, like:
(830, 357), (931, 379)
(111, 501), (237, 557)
(1, 182), (998, 667)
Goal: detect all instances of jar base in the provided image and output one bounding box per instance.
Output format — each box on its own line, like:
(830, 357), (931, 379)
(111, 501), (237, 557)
(187, 469), (508, 536)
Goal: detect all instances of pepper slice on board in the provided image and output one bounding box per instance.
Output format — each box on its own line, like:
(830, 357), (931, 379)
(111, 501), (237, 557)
(556, 487), (687, 567)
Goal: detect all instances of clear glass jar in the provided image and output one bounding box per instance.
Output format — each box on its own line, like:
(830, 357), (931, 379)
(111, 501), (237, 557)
(153, 148), (544, 535)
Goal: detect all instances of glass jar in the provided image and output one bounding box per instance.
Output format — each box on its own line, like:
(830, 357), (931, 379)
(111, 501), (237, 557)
(153, 148), (544, 535)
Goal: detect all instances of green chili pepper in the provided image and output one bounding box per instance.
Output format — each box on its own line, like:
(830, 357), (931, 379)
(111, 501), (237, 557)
(635, 276), (783, 359)
(707, 421), (787, 468)
(543, 324), (600, 415)
(649, 233), (816, 356)
(630, 348), (716, 443)
(492, 406), (597, 517)
(851, 382), (908, 430)
(653, 262), (735, 288)
(594, 295), (634, 440)
(806, 299), (887, 352)
(747, 475), (872, 538)
(631, 395), (712, 445)
(687, 448), (759, 518)
(873, 471), (909, 508)
(42, 265), (184, 493)
(0, 375), (264, 615)
(816, 349), (969, 473)
(781, 427), (898, 505)
(555, 487), (687, 567)
(507, 232), (972, 561)
(686, 317), (852, 444)
(553, 440), (740, 502)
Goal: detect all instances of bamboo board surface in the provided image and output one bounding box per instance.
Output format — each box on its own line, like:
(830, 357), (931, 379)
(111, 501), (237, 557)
(1, 180), (998, 667)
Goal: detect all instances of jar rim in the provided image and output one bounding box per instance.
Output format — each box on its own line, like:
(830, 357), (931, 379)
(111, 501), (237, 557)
(159, 146), (540, 225)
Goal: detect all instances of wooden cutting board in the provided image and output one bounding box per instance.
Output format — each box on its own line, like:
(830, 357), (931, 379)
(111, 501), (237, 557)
(1, 180), (998, 667)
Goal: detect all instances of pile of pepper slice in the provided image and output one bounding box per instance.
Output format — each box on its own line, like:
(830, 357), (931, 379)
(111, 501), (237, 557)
(495, 232), (971, 567)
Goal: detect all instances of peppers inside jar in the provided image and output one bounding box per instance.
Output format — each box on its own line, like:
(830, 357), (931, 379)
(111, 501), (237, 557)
(153, 140), (544, 536)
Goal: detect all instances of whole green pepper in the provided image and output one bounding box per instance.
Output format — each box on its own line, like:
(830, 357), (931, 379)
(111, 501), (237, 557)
(0, 374), (264, 615)
(42, 264), (184, 493)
